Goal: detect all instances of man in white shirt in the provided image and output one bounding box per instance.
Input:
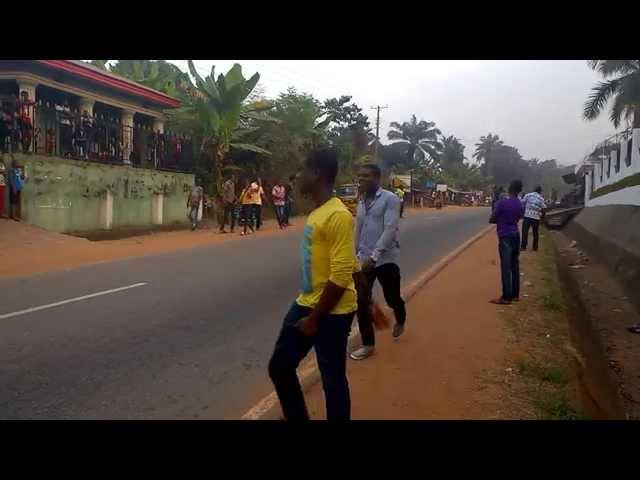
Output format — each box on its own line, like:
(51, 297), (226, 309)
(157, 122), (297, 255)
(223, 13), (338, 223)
(520, 186), (546, 252)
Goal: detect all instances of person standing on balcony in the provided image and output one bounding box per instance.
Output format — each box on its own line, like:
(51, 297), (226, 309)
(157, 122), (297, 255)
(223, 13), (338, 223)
(17, 91), (34, 154)
(0, 106), (11, 154)
(220, 175), (236, 234)
(520, 186), (546, 252)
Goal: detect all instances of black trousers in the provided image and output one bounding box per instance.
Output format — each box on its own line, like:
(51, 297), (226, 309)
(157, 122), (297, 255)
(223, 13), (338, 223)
(221, 202), (236, 231)
(268, 302), (354, 421)
(253, 204), (262, 230)
(356, 262), (406, 347)
(521, 217), (540, 251)
(499, 233), (520, 301)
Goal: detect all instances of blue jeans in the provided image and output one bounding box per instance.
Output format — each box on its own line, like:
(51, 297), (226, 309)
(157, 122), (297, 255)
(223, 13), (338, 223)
(189, 205), (199, 228)
(268, 302), (354, 421)
(498, 233), (520, 301)
(274, 204), (285, 226)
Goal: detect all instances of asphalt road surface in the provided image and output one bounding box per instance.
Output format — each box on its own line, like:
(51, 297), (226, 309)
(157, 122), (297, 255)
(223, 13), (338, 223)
(0, 207), (490, 419)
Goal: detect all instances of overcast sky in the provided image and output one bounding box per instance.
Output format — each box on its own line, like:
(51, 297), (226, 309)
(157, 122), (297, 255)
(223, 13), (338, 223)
(168, 60), (621, 166)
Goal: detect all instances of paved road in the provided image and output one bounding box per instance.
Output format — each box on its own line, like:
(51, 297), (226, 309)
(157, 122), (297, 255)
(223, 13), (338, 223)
(0, 207), (490, 419)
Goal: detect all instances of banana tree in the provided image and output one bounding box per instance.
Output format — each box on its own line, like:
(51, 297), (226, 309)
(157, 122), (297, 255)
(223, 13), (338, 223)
(169, 61), (273, 194)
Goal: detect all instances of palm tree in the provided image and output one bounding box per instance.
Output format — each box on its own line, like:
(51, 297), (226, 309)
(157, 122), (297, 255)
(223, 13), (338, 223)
(440, 135), (466, 172)
(387, 115), (443, 171)
(584, 60), (640, 129)
(473, 133), (503, 176)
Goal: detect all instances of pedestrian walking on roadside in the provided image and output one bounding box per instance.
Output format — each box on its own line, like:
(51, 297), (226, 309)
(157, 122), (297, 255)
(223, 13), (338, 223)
(239, 180), (256, 236)
(220, 175), (236, 234)
(350, 164), (406, 361)
(489, 179), (524, 305)
(395, 186), (406, 218)
(249, 180), (266, 231)
(272, 180), (286, 229)
(268, 148), (357, 421)
(187, 182), (204, 231)
(9, 160), (25, 221)
(283, 174), (296, 226)
(520, 186), (546, 252)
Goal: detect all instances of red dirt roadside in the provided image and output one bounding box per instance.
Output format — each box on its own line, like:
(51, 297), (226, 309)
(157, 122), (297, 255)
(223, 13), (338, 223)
(0, 205), (469, 279)
(0, 217), (300, 279)
(305, 231), (509, 419)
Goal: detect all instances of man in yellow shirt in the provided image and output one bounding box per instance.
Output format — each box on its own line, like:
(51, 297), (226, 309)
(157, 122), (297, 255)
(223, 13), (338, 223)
(268, 148), (357, 421)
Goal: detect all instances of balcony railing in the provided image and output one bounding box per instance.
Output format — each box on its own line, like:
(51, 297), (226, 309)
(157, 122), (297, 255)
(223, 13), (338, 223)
(1, 102), (194, 174)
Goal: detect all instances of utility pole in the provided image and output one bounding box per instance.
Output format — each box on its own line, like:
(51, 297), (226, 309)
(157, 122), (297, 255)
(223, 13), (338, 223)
(371, 105), (388, 164)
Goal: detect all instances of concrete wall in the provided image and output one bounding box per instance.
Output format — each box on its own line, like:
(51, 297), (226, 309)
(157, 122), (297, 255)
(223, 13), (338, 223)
(11, 153), (194, 233)
(567, 205), (640, 311)
(585, 128), (640, 207)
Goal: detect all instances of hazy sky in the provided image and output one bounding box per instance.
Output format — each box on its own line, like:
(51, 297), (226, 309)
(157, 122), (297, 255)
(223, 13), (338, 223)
(168, 60), (621, 166)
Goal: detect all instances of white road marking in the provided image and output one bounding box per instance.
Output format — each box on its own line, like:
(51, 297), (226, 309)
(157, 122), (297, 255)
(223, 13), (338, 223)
(0, 283), (148, 320)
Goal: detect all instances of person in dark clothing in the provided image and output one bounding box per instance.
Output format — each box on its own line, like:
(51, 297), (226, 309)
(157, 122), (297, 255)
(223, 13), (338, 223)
(268, 148), (356, 422)
(283, 174), (296, 226)
(489, 180), (524, 305)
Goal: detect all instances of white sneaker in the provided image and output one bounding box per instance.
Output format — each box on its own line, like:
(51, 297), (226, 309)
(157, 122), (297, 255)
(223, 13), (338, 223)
(349, 346), (375, 361)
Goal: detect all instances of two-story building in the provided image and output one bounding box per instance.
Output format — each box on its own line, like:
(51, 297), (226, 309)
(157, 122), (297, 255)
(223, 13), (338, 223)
(0, 60), (195, 233)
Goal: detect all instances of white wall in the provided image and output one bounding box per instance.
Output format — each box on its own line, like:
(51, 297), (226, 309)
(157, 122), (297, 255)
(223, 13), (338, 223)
(586, 128), (640, 207)
(587, 185), (640, 207)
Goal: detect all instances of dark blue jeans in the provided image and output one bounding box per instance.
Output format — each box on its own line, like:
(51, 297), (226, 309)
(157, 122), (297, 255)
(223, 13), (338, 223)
(498, 233), (520, 301)
(268, 302), (354, 421)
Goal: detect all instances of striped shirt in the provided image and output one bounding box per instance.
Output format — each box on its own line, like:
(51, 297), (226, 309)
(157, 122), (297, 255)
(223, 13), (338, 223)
(522, 192), (546, 220)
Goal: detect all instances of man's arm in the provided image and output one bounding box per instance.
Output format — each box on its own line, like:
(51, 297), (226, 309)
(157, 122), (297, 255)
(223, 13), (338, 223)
(370, 194), (400, 264)
(354, 201), (364, 261)
(299, 211), (354, 336)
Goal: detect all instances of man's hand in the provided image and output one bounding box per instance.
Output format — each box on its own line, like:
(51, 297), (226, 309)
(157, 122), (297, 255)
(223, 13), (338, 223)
(297, 314), (320, 337)
(361, 257), (376, 273)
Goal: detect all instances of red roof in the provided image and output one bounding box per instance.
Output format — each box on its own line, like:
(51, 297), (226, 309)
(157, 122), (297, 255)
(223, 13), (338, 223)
(35, 60), (181, 108)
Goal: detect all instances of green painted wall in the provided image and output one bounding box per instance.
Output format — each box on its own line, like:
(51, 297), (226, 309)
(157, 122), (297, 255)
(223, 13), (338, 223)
(11, 154), (194, 233)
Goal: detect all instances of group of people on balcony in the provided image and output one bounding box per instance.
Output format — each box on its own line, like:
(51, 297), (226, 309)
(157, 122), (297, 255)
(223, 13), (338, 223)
(0, 90), (192, 172)
(1, 91), (36, 155)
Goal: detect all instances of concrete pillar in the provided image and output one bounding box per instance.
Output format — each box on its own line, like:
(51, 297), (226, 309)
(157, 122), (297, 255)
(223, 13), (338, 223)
(121, 110), (135, 165)
(79, 98), (95, 117)
(99, 190), (113, 230)
(632, 128), (640, 175)
(151, 193), (164, 225)
(152, 118), (165, 134)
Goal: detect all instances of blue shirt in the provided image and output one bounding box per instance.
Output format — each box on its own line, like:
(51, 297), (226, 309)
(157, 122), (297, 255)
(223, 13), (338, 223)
(355, 188), (401, 266)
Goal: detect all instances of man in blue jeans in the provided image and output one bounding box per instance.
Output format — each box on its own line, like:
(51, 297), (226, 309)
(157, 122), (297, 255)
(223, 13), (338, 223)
(268, 148), (357, 421)
(490, 180), (524, 305)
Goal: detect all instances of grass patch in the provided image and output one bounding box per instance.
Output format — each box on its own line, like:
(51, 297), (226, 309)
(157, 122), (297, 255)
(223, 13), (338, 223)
(543, 294), (564, 312)
(533, 391), (585, 420)
(494, 228), (585, 419)
(591, 172), (640, 199)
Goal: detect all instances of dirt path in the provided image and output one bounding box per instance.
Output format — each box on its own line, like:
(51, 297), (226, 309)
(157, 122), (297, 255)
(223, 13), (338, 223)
(305, 231), (508, 419)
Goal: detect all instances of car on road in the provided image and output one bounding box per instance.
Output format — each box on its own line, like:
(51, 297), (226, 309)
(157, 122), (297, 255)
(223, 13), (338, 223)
(335, 183), (359, 215)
